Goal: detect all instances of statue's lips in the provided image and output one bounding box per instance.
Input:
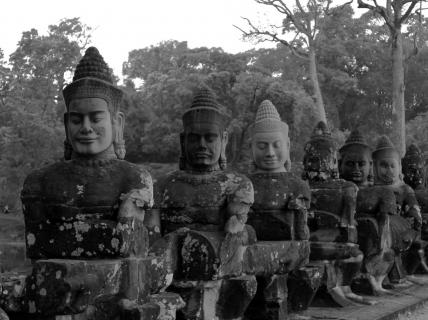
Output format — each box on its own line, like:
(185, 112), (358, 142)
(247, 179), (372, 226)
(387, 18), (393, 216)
(351, 172), (362, 177)
(76, 138), (97, 144)
(194, 153), (211, 158)
(263, 159), (278, 164)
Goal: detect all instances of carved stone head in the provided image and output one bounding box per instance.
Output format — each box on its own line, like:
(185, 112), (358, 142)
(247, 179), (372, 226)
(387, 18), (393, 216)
(372, 135), (401, 185)
(180, 88), (228, 172)
(402, 143), (425, 189)
(62, 47), (125, 160)
(250, 100), (290, 173)
(339, 129), (373, 186)
(303, 121), (338, 181)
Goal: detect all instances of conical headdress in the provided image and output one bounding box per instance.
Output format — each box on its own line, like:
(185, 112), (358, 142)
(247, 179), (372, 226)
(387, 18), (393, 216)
(372, 135), (398, 160)
(250, 100), (289, 136)
(182, 87), (228, 129)
(339, 129), (371, 154)
(403, 143), (424, 164)
(63, 47), (123, 113)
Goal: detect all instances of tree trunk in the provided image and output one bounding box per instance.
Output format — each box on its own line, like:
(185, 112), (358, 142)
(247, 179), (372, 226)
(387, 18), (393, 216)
(308, 47), (327, 123)
(391, 28), (406, 156)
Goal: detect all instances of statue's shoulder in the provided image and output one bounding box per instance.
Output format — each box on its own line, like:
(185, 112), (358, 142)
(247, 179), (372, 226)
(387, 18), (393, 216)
(285, 172), (311, 196)
(221, 170), (252, 187)
(21, 161), (65, 198)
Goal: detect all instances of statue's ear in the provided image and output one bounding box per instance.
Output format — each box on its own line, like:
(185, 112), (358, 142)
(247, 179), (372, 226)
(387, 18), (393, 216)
(222, 130), (229, 146)
(179, 133), (186, 170)
(114, 111), (126, 159)
(63, 113), (69, 138)
(63, 113), (73, 160)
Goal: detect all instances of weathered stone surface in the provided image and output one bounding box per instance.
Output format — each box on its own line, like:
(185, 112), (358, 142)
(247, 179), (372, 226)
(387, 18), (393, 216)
(0, 272), (27, 313)
(217, 275), (257, 320)
(149, 292), (185, 320)
(245, 274), (288, 320)
(288, 265), (324, 312)
(243, 240), (310, 276)
(118, 299), (160, 320)
(309, 241), (360, 261)
(120, 256), (172, 301)
(23, 259), (123, 315)
(248, 172), (310, 241)
(309, 211), (357, 243)
(25, 218), (149, 259)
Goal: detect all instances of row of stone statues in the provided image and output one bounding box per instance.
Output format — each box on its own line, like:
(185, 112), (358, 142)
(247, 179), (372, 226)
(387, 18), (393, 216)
(1, 47), (428, 320)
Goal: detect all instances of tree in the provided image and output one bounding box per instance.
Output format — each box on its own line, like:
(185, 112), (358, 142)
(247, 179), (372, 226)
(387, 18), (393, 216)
(0, 18), (92, 213)
(357, 0), (424, 155)
(235, 0), (352, 124)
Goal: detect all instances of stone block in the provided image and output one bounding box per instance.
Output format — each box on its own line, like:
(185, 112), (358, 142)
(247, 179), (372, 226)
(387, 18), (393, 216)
(0, 272), (28, 313)
(120, 256), (172, 302)
(118, 299), (160, 320)
(217, 275), (257, 320)
(149, 292), (185, 320)
(309, 242), (360, 261)
(23, 259), (123, 316)
(288, 265), (324, 311)
(25, 219), (148, 259)
(243, 241), (310, 276)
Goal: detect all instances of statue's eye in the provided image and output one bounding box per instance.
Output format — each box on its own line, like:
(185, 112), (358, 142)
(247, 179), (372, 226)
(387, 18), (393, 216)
(70, 116), (81, 125)
(257, 142), (267, 150)
(273, 140), (282, 148)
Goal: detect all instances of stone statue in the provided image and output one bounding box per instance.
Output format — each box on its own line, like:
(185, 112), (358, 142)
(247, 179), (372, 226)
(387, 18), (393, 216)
(245, 100), (311, 319)
(302, 122), (369, 306)
(1, 47), (182, 320)
(372, 136), (424, 285)
(402, 144), (428, 241)
(150, 88), (257, 320)
(401, 143), (428, 273)
(339, 129), (395, 295)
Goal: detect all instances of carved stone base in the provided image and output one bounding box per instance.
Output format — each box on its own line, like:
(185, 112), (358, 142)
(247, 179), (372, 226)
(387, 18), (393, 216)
(288, 265), (324, 312)
(170, 276), (256, 320)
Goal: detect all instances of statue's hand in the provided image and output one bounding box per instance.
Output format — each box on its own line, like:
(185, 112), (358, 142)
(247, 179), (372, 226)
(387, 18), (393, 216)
(408, 207), (422, 231)
(119, 188), (153, 220)
(224, 215), (245, 234)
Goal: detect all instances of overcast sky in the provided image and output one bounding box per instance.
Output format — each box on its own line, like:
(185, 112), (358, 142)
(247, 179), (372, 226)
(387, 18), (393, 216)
(1, 0), (368, 80)
(1, 0), (285, 77)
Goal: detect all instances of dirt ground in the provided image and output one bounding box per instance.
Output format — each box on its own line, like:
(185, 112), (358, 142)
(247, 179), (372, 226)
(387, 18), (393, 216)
(398, 303), (428, 320)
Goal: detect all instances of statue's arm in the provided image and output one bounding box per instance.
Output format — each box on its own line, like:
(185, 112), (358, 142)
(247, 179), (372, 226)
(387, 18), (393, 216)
(225, 176), (254, 234)
(287, 181), (311, 240)
(403, 185), (422, 230)
(341, 182), (358, 227)
(118, 169), (154, 221)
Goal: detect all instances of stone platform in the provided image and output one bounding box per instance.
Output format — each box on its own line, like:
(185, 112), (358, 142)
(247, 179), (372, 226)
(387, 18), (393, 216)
(291, 282), (428, 320)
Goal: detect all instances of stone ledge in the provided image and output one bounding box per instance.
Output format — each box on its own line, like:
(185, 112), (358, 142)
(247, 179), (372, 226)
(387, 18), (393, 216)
(292, 281), (428, 320)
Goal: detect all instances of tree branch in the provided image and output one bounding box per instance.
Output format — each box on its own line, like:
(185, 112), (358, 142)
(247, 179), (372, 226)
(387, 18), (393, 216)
(357, 0), (394, 30)
(235, 17), (309, 60)
(400, 0), (420, 24)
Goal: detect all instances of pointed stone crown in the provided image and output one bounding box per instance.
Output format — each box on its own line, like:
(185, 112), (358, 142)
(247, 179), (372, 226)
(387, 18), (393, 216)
(372, 135), (399, 159)
(63, 46), (123, 112)
(339, 129), (371, 154)
(182, 87), (228, 129)
(310, 121), (333, 142)
(250, 100), (288, 136)
(403, 143), (423, 163)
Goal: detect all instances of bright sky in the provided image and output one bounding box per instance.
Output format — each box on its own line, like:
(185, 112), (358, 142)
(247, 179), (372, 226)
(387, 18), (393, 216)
(1, 0), (284, 78)
(1, 0), (366, 80)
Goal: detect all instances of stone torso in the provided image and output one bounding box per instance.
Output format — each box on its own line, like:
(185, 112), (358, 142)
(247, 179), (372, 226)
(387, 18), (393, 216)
(381, 183), (418, 216)
(248, 172), (310, 240)
(155, 170), (253, 233)
(21, 159), (151, 258)
(356, 185), (396, 217)
(309, 179), (357, 217)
